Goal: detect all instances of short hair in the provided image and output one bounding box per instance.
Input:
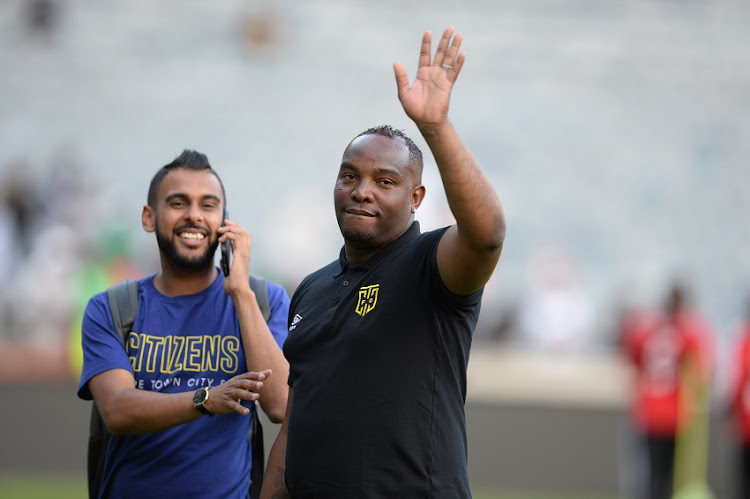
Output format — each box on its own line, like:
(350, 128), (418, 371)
(147, 149), (226, 208)
(352, 125), (424, 179)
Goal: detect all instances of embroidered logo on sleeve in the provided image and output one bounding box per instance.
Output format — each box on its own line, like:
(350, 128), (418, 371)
(355, 284), (379, 317)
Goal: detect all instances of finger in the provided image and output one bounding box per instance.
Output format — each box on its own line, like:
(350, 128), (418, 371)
(432, 26), (454, 67)
(443, 32), (463, 68)
(226, 386), (261, 408)
(393, 62), (410, 97)
(449, 52), (466, 83)
(417, 30), (432, 69)
(221, 226), (249, 249)
(240, 370), (269, 381)
(233, 400), (251, 416)
(240, 388), (262, 400)
(234, 379), (264, 393)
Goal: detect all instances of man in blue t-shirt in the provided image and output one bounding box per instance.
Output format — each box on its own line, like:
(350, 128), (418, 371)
(77, 150), (290, 498)
(261, 27), (506, 498)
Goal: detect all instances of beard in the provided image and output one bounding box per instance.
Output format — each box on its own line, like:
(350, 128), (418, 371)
(155, 221), (218, 272)
(339, 224), (377, 251)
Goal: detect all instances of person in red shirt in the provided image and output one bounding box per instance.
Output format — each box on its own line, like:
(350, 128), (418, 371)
(728, 298), (750, 499)
(622, 282), (714, 499)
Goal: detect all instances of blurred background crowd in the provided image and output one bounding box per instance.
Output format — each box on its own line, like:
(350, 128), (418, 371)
(0, 0), (749, 496)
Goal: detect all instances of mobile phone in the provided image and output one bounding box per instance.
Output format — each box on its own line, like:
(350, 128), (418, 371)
(220, 209), (232, 276)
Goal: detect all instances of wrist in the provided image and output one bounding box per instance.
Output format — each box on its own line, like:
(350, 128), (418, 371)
(192, 387), (213, 417)
(417, 119), (451, 140)
(229, 284), (255, 303)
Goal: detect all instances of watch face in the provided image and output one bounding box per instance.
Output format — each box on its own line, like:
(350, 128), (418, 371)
(193, 388), (207, 405)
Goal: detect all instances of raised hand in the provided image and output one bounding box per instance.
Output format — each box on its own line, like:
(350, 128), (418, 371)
(218, 218), (252, 295)
(393, 26), (465, 133)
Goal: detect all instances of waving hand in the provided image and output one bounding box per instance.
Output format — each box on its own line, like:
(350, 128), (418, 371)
(393, 26), (465, 133)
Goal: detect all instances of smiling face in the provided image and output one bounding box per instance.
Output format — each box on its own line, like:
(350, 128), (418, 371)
(142, 167), (225, 273)
(334, 134), (425, 262)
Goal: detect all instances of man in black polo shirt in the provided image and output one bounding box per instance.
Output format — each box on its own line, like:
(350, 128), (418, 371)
(261, 26), (506, 498)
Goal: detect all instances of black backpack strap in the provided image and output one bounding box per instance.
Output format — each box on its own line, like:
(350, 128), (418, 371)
(249, 274), (270, 322)
(107, 279), (140, 341)
(88, 279), (139, 498)
(88, 400), (109, 499)
(248, 274), (270, 499)
(249, 398), (264, 499)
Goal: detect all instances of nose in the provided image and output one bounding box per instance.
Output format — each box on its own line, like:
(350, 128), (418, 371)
(184, 203), (204, 222)
(351, 180), (374, 202)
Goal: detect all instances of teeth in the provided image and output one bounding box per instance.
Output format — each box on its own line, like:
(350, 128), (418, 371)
(180, 232), (204, 240)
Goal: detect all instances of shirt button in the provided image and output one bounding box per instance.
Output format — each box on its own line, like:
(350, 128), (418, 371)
(343, 280), (349, 287)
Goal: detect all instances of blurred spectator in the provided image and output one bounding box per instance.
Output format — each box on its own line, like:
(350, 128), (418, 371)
(518, 245), (595, 353)
(0, 199), (16, 284)
(0, 152), (146, 380)
(0, 200), (16, 335)
(488, 302), (519, 343)
(1, 153), (92, 342)
(1, 160), (41, 256)
(24, 0), (60, 41)
(38, 149), (93, 229)
(621, 281), (714, 499)
(727, 295), (750, 499)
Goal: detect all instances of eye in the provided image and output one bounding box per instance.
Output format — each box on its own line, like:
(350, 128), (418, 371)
(377, 178), (396, 186)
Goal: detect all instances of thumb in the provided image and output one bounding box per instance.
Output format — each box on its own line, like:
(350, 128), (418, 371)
(393, 62), (410, 97)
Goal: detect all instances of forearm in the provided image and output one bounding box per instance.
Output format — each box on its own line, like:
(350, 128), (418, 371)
(420, 120), (505, 250)
(260, 387), (293, 499)
(233, 288), (290, 422)
(99, 388), (201, 435)
(260, 431), (290, 498)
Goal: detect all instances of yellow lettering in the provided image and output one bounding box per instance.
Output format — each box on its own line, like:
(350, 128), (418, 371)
(163, 336), (185, 373)
(203, 335), (221, 372)
(127, 332), (141, 371)
(184, 336), (202, 372)
(220, 337), (240, 373)
(142, 336), (165, 373)
(128, 333), (241, 375)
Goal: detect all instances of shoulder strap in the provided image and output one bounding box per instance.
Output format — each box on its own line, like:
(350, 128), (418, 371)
(249, 274), (270, 322)
(247, 274), (269, 499)
(106, 279), (140, 342)
(88, 278), (139, 498)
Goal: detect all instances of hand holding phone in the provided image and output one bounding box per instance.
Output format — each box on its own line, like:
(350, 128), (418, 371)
(220, 210), (232, 276)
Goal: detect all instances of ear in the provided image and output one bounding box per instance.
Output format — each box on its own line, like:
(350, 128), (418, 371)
(142, 205), (156, 233)
(410, 184), (426, 213)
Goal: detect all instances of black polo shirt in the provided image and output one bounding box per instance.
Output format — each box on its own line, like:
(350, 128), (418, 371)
(283, 221), (482, 498)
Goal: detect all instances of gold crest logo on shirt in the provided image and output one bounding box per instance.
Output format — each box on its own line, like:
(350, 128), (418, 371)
(355, 284), (379, 317)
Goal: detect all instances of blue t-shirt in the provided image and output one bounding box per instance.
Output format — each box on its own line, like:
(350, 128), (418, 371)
(77, 272), (289, 499)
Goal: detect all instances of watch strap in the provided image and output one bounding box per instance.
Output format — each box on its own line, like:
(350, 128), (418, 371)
(195, 403), (212, 416)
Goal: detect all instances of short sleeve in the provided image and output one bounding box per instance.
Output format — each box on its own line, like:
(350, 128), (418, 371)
(266, 280), (291, 349)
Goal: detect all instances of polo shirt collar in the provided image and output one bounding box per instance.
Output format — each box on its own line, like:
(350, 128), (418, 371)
(335, 221), (421, 276)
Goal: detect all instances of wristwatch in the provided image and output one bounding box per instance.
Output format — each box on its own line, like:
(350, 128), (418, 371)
(192, 387), (213, 416)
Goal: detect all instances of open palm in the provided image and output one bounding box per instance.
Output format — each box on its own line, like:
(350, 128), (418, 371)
(394, 27), (465, 131)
